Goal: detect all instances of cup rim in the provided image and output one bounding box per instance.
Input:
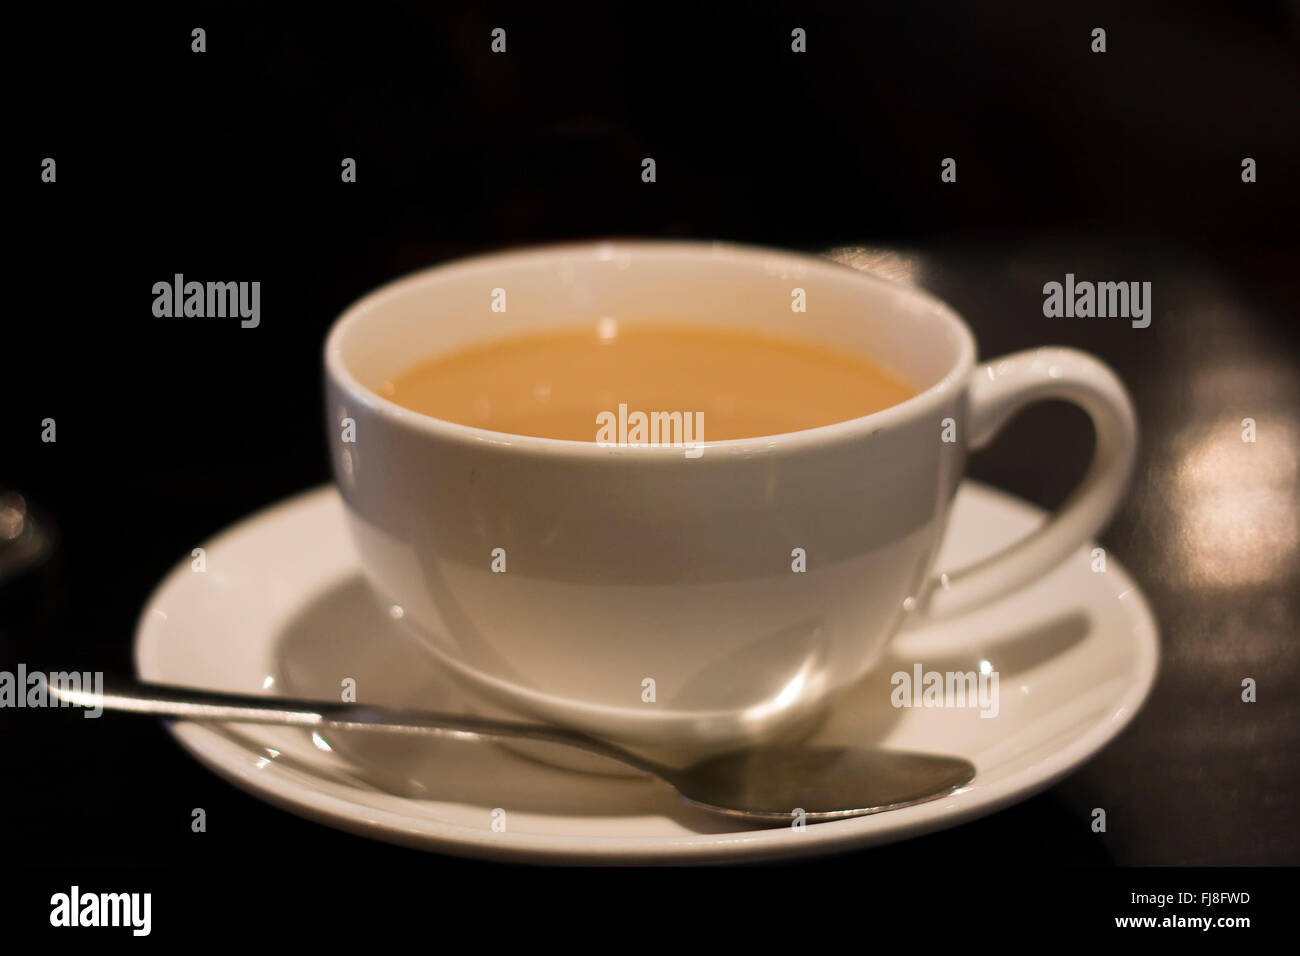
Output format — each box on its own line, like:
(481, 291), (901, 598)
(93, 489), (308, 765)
(323, 239), (977, 458)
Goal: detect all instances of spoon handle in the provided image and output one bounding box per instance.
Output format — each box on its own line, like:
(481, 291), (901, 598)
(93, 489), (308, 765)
(44, 676), (664, 776)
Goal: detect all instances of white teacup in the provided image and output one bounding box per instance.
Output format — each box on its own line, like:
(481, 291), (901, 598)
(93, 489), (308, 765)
(324, 241), (1136, 759)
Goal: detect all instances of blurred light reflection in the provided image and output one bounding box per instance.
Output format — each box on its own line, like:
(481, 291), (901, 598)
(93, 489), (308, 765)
(824, 246), (924, 286)
(1169, 418), (1298, 588)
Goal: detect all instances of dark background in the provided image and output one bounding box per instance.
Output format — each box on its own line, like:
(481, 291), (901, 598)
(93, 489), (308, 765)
(2, 0), (1297, 905)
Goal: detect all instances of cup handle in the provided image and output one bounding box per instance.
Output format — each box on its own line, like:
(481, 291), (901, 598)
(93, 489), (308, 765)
(915, 347), (1138, 620)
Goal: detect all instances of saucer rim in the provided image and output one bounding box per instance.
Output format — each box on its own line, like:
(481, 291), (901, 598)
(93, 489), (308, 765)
(139, 483), (1160, 864)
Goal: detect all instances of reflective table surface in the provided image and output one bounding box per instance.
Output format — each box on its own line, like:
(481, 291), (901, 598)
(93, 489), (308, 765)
(1, 240), (1296, 867)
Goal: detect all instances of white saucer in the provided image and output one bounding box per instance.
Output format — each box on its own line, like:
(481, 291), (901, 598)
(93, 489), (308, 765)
(135, 483), (1159, 864)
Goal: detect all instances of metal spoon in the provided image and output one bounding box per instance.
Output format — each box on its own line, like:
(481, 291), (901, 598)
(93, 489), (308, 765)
(47, 678), (975, 824)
